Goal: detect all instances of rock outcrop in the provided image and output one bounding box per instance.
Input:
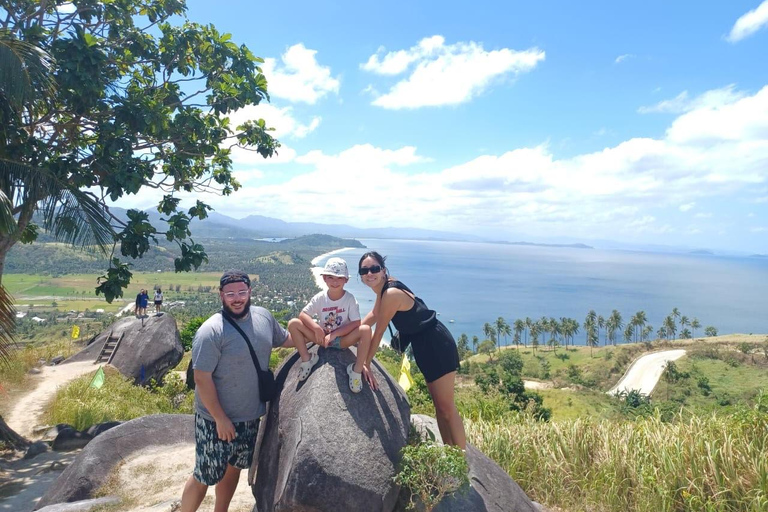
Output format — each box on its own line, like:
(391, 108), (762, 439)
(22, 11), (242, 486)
(36, 414), (193, 509)
(249, 346), (411, 512)
(67, 313), (182, 385)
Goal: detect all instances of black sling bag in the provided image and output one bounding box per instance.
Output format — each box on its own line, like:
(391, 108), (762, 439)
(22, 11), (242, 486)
(221, 311), (278, 403)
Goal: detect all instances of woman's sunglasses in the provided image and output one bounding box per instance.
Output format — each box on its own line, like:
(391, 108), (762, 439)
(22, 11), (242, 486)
(358, 265), (382, 276)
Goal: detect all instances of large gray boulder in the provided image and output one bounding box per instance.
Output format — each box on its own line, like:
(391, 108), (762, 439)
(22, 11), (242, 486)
(250, 346), (411, 512)
(36, 414), (193, 509)
(402, 415), (539, 512)
(66, 313), (182, 385)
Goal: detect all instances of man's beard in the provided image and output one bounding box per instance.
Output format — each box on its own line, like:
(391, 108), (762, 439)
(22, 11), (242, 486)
(222, 297), (251, 319)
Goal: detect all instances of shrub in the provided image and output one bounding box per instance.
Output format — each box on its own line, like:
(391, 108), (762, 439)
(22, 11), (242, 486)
(394, 442), (469, 511)
(179, 317), (206, 352)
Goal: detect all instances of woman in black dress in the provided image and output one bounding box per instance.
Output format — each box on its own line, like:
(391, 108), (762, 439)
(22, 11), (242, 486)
(358, 251), (466, 449)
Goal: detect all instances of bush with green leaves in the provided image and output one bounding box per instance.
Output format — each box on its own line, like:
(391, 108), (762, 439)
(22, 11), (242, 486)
(394, 440), (469, 511)
(179, 316), (206, 352)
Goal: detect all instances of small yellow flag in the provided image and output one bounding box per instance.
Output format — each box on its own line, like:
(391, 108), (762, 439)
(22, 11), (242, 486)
(398, 354), (414, 392)
(89, 366), (105, 389)
(71, 325), (80, 339)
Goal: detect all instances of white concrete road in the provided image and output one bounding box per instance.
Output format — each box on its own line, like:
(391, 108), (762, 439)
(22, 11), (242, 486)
(607, 349), (687, 397)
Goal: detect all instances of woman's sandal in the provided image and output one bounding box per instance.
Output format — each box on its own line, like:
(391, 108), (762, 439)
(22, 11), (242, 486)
(347, 363), (363, 393)
(297, 353), (319, 382)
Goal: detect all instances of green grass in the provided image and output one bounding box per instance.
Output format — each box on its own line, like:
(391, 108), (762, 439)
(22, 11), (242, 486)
(534, 389), (619, 421)
(467, 399), (768, 512)
(45, 367), (193, 430)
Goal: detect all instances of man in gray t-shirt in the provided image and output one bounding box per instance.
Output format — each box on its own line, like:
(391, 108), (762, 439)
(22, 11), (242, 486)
(181, 270), (295, 512)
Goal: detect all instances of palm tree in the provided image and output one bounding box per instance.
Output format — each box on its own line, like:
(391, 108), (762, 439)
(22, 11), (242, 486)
(597, 314), (606, 345)
(513, 319), (525, 349)
(472, 335), (479, 354)
(524, 317), (532, 347)
(657, 326), (667, 340)
(548, 317), (560, 353)
(530, 322), (540, 354)
(671, 307), (681, 328)
(691, 318), (701, 339)
(607, 310), (623, 345)
(642, 324), (653, 342)
(496, 317), (511, 350)
(483, 322), (497, 352)
(664, 315), (677, 341)
(623, 324), (633, 344)
(680, 315), (689, 332)
(631, 311), (647, 343)
(584, 310), (596, 346)
(0, 30), (60, 449)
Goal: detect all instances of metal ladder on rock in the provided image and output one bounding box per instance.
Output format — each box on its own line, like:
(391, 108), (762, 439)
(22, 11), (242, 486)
(95, 330), (124, 365)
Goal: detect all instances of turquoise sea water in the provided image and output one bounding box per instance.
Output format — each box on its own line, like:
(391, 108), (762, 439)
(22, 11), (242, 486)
(313, 239), (768, 344)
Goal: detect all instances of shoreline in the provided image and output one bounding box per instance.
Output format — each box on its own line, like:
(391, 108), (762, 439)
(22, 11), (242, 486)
(310, 247), (357, 290)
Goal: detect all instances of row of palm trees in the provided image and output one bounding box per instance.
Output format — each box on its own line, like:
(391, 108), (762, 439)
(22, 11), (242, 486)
(463, 308), (712, 356)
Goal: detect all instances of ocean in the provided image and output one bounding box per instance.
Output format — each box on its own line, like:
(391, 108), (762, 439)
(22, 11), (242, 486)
(311, 239), (768, 344)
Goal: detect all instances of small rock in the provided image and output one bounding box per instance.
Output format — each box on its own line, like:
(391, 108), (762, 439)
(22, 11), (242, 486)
(28, 367), (42, 374)
(52, 429), (93, 451)
(50, 355), (65, 365)
(85, 421), (121, 438)
(23, 440), (50, 459)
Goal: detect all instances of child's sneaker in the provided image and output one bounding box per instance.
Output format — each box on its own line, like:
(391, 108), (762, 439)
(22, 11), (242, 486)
(297, 353), (319, 381)
(347, 363), (362, 393)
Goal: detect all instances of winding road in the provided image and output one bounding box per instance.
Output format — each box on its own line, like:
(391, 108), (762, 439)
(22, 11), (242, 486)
(607, 349), (687, 396)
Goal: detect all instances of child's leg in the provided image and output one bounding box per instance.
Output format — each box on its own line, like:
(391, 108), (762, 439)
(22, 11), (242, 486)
(338, 325), (372, 374)
(286, 318), (315, 363)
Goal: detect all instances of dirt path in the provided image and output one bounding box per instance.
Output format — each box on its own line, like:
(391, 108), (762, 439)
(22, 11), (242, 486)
(607, 349), (687, 396)
(1, 361), (254, 512)
(6, 361), (98, 438)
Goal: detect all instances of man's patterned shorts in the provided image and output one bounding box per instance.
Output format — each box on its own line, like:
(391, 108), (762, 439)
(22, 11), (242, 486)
(193, 413), (260, 485)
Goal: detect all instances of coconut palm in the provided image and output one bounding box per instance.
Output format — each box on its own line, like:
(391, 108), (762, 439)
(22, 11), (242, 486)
(623, 324), (633, 344)
(664, 315), (677, 341)
(472, 335), (479, 354)
(524, 317), (532, 347)
(631, 311), (647, 343)
(483, 322), (497, 351)
(530, 322), (540, 354)
(642, 324), (653, 342)
(513, 319), (525, 349)
(671, 307), (681, 327)
(597, 314), (606, 345)
(496, 317), (511, 350)
(691, 318), (701, 339)
(607, 310), (623, 345)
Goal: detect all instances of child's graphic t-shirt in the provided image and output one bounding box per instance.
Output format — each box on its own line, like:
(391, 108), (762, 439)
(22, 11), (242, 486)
(302, 291), (361, 334)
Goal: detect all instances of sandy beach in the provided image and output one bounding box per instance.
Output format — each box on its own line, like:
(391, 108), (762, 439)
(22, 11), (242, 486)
(310, 248), (357, 289)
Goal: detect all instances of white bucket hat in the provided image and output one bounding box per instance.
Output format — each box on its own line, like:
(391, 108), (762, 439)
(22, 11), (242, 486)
(320, 257), (349, 278)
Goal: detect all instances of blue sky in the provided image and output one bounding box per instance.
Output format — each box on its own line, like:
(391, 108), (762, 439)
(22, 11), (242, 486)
(120, 1), (768, 253)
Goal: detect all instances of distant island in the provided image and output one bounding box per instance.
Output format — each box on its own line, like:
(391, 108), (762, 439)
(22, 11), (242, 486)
(690, 249), (715, 255)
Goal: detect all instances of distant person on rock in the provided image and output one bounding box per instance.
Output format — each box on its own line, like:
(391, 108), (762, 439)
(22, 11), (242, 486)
(287, 257), (372, 393)
(181, 270), (303, 512)
(135, 289), (149, 317)
(154, 288), (163, 314)
(358, 251), (466, 449)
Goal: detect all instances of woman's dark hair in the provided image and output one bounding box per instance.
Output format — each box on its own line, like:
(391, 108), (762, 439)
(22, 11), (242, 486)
(359, 251), (392, 296)
(359, 251), (386, 270)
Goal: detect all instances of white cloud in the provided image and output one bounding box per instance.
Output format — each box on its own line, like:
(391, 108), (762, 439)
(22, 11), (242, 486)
(638, 85), (744, 114)
(361, 35), (545, 109)
(184, 84), (768, 248)
(615, 54), (634, 64)
(751, 226), (767, 232)
(227, 104), (320, 140)
(754, 196), (768, 203)
(726, 0), (768, 43)
(262, 44), (340, 104)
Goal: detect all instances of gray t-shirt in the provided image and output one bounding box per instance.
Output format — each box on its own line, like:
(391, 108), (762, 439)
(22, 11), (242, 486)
(191, 306), (287, 422)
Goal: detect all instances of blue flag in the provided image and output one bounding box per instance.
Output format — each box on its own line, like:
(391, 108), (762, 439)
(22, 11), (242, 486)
(140, 364), (146, 382)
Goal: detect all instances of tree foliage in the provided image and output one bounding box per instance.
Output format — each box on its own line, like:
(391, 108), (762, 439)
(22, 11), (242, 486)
(0, 0), (279, 302)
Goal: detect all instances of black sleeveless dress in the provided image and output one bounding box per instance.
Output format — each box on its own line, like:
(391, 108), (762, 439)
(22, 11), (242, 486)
(384, 280), (460, 383)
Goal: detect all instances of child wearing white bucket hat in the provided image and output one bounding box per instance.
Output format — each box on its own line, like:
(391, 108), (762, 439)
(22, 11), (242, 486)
(286, 257), (372, 393)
